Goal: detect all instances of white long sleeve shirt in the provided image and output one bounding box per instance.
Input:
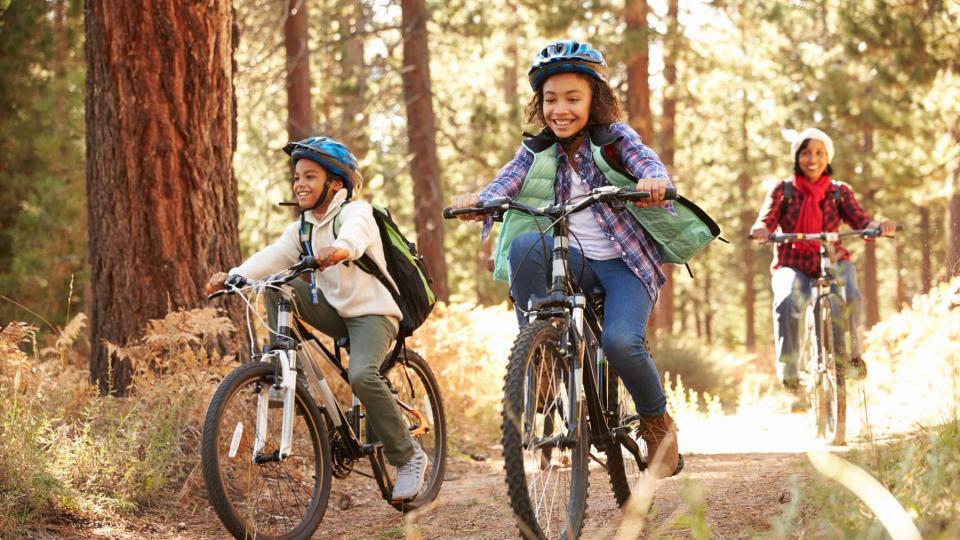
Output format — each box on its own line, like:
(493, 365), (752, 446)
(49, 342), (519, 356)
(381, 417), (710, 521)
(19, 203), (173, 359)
(230, 189), (402, 325)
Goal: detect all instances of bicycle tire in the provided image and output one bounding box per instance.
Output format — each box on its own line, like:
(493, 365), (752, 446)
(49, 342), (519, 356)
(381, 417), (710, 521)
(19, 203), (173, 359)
(604, 370), (645, 508)
(812, 298), (846, 445)
(201, 361), (332, 540)
(502, 320), (589, 540)
(369, 349), (448, 512)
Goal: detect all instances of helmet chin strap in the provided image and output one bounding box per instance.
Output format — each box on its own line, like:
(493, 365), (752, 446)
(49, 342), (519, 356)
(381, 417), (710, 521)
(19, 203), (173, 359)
(548, 126), (588, 147)
(306, 179), (334, 212)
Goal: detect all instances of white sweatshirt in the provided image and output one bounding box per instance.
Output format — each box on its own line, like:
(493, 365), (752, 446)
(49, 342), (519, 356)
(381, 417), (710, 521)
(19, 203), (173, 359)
(230, 189), (402, 325)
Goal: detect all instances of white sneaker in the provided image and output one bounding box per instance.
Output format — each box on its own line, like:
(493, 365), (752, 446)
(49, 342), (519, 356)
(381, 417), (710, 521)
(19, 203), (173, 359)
(392, 442), (428, 500)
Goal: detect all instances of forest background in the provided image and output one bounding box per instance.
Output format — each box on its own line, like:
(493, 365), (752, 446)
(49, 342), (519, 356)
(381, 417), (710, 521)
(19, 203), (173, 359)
(1, 0), (959, 537)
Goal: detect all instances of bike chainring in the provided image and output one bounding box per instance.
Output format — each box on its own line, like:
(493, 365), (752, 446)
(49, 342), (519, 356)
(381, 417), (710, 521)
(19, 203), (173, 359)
(330, 429), (355, 478)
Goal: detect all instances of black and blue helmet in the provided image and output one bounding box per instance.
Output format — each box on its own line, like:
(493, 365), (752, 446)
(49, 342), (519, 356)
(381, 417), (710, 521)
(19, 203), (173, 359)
(528, 39), (608, 91)
(283, 136), (362, 197)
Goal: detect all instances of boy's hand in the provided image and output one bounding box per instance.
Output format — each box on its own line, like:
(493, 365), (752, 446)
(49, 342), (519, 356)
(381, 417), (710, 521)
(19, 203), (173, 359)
(314, 247), (351, 270)
(206, 272), (228, 294)
(634, 179), (669, 208)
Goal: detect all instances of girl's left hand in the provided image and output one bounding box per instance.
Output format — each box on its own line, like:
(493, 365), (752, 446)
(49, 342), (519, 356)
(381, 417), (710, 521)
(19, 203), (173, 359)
(634, 178), (670, 208)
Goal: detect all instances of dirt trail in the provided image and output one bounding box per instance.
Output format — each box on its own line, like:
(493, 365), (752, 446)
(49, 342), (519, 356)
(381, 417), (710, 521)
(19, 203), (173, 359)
(58, 446), (811, 540)
(47, 404), (829, 540)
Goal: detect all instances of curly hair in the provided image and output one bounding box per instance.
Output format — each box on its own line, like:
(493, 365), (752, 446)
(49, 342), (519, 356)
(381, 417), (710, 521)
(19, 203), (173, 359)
(524, 73), (624, 128)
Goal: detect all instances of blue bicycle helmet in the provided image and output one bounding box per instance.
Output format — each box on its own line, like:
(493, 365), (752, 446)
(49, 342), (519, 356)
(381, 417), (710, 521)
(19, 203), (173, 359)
(283, 136), (362, 197)
(528, 39), (608, 91)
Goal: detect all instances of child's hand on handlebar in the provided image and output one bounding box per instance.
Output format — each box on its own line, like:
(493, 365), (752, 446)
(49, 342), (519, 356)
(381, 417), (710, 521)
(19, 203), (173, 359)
(449, 192), (485, 221)
(314, 247), (351, 270)
(633, 179), (670, 208)
(206, 272), (228, 294)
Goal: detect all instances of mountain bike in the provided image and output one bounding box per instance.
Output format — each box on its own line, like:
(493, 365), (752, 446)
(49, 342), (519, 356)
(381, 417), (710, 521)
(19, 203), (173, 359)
(201, 258), (447, 540)
(444, 186), (682, 539)
(761, 228), (894, 446)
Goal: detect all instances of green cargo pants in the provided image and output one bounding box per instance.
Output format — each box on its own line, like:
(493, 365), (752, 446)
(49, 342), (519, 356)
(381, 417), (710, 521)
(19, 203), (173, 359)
(266, 279), (414, 466)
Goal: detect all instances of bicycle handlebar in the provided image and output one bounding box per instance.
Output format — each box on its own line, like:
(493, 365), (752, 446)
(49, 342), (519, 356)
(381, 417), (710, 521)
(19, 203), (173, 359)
(442, 186), (678, 220)
(748, 225), (902, 244)
(206, 256), (320, 300)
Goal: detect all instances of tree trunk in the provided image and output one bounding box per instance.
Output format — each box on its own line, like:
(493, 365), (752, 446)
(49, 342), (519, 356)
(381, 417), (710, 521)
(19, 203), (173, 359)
(738, 99), (756, 349)
(655, 0), (679, 335)
(85, 0), (241, 394)
(704, 267), (713, 344)
(920, 205), (932, 293)
(895, 241), (906, 309)
(284, 0), (313, 141)
(339, 0), (368, 161)
(625, 0), (654, 144)
(860, 127), (880, 327)
(400, 0), (449, 302)
(947, 125), (960, 279)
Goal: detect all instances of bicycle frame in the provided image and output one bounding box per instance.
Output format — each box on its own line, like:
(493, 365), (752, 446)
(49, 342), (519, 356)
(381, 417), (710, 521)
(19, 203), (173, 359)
(512, 191), (649, 466)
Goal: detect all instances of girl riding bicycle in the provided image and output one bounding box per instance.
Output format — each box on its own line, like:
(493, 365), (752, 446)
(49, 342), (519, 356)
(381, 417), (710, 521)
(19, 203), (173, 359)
(750, 128), (896, 397)
(450, 39), (681, 478)
(206, 137), (428, 500)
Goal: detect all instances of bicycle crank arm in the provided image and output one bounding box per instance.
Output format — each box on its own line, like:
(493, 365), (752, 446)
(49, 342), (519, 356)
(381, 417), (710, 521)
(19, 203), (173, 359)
(613, 428), (648, 471)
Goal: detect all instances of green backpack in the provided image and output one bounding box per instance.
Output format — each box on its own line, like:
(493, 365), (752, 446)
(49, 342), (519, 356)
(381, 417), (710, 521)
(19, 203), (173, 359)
(299, 202), (436, 339)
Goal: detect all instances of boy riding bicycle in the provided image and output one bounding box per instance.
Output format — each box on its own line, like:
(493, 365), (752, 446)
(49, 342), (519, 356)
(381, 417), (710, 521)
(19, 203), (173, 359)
(206, 136), (428, 500)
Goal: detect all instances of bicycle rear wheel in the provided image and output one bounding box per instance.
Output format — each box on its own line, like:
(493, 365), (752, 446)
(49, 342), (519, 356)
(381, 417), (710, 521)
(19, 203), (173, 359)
(502, 319), (589, 540)
(201, 361), (332, 540)
(604, 370), (646, 508)
(370, 349), (448, 512)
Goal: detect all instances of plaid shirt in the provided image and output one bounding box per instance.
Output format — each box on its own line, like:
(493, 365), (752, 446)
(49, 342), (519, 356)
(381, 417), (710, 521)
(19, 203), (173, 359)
(754, 179), (873, 278)
(479, 122), (672, 302)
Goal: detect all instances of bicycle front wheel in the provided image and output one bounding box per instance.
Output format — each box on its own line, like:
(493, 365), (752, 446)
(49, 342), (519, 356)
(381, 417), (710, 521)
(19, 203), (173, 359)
(811, 298), (846, 445)
(502, 319), (589, 540)
(372, 349), (448, 512)
(201, 361), (332, 540)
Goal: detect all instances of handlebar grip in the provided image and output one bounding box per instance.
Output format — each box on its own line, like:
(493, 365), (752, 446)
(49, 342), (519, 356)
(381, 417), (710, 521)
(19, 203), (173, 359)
(443, 207), (480, 219)
(207, 290), (228, 300)
(665, 187), (677, 200)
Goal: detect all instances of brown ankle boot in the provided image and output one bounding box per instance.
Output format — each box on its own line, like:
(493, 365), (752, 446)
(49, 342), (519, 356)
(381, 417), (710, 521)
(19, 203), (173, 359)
(638, 411), (680, 479)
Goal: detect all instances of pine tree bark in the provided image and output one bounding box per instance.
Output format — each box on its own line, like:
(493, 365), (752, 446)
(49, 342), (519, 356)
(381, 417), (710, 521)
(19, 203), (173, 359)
(284, 0), (314, 141)
(339, 0), (368, 160)
(625, 0), (654, 144)
(85, 0), (241, 394)
(919, 205), (932, 292)
(861, 127), (880, 327)
(400, 0), (449, 302)
(655, 0), (679, 335)
(947, 124), (960, 279)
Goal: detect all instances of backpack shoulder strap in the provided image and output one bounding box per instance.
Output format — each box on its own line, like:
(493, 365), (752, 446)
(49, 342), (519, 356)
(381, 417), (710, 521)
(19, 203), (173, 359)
(299, 212), (314, 256)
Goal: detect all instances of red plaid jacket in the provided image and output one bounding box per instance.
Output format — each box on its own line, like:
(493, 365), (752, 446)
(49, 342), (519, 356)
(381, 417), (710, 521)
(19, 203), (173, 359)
(754, 179), (873, 278)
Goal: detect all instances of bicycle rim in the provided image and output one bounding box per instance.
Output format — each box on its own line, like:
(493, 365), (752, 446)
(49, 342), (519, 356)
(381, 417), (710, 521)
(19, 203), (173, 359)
(375, 349), (448, 512)
(201, 362), (332, 540)
(812, 301), (842, 443)
(503, 320), (589, 540)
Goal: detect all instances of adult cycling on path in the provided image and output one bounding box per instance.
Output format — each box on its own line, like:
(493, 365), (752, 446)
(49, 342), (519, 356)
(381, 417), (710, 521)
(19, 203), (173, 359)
(750, 127), (897, 409)
(450, 39), (684, 479)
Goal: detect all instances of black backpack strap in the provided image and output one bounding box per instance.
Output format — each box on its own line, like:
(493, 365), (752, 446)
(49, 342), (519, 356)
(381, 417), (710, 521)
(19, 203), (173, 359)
(521, 128), (558, 153)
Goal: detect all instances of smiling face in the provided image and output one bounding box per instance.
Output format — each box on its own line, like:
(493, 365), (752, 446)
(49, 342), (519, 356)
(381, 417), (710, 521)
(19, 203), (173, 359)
(293, 158), (342, 210)
(797, 139), (829, 181)
(541, 72), (592, 139)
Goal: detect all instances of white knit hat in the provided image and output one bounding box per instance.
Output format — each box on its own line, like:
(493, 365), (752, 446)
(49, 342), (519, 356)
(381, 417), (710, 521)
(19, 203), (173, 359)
(781, 128), (834, 163)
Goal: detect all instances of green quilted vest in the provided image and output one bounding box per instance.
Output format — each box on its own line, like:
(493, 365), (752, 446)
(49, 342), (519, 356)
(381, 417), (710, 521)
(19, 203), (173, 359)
(490, 126), (721, 281)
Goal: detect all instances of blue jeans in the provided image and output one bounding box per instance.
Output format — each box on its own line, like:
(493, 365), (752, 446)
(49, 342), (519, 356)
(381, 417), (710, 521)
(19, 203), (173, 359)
(771, 260), (863, 385)
(508, 232), (667, 417)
